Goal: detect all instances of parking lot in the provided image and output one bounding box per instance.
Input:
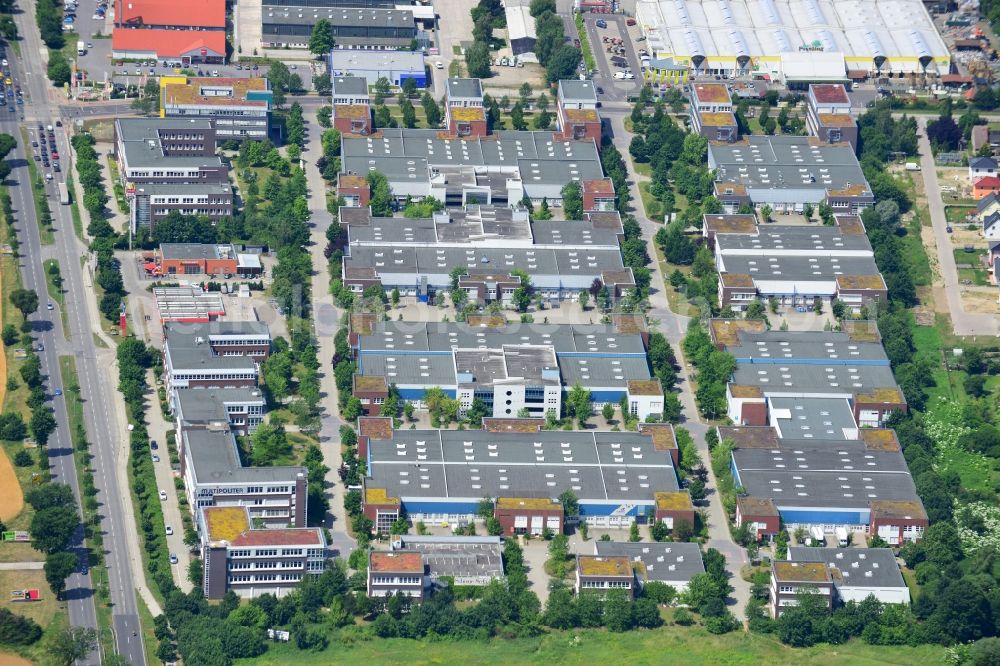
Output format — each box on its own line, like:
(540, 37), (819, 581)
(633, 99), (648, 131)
(582, 14), (642, 102)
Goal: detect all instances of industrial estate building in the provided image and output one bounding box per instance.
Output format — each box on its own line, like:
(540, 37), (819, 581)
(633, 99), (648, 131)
(806, 84), (858, 150)
(359, 421), (692, 531)
(112, 0), (226, 63)
(329, 50), (428, 88)
(592, 541), (705, 593)
(771, 548), (909, 616)
(153, 243), (263, 278)
(706, 213), (887, 311)
(162, 321), (271, 391)
(349, 318), (664, 420)
(633, 0), (949, 81)
(199, 506), (325, 599)
(248, 0), (433, 52)
(336, 78), (606, 205)
(339, 205), (636, 305)
(160, 76), (273, 143)
(708, 136), (874, 213)
(174, 387), (267, 436)
(367, 536), (505, 599)
(689, 82), (738, 142)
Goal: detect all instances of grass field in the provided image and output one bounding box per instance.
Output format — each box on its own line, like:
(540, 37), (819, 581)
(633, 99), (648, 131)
(944, 205), (974, 225)
(42, 259), (69, 338)
(64, 175), (84, 241)
(0, 569), (68, 666)
(900, 207), (932, 287)
(638, 181), (663, 220)
(236, 628), (947, 666)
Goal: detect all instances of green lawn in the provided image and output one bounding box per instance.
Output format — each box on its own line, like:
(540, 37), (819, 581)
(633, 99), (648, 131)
(638, 181), (664, 220)
(64, 175), (85, 241)
(42, 259), (68, 338)
(236, 629), (946, 666)
(899, 207), (932, 286)
(944, 205), (974, 225)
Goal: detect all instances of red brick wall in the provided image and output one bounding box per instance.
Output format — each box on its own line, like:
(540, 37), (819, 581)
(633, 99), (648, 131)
(654, 507), (696, 529)
(495, 506), (563, 535)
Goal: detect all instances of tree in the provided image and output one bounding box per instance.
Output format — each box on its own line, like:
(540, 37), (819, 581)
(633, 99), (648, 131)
(529, 0), (556, 16)
(44, 551), (77, 599)
(47, 52), (71, 86)
(519, 81), (532, 105)
(10, 288), (39, 320)
(46, 627), (97, 666)
(562, 181), (583, 220)
(421, 92), (442, 127)
(546, 45), (582, 83)
(926, 113), (961, 153)
(466, 42), (492, 79)
(510, 102), (526, 130)
(601, 403), (615, 423)
(565, 384), (591, 427)
(603, 589), (635, 632)
(0, 608), (43, 645)
(250, 420), (292, 466)
(31, 504), (78, 554)
(309, 18), (334, 56)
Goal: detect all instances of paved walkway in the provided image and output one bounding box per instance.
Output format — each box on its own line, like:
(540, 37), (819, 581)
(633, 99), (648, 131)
(915, 116), (999, 337)
(607, 112), (751, 620)
(300, 110), (356, 559)
(0, 561), (44, 570)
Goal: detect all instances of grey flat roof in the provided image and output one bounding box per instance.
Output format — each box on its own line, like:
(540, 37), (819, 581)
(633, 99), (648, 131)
(719, 255), (883, 282)
(344, 245), (624, 283)
(358, 321), (648, 355)
(116, 117), (214, 140)
(184, 429), (305, 485)
(787, 547), (906, 589)
(175, 388), (265, 423)
(558, 355), (653, 388)
(134, 183), (232, 197)
(367, 429), (679, 503)
(330, 50), (424, 72)
(768, 397), (859, 440)
(116, 118), (224, 170)
(725, 330), (889, 365)
(708, 136), (870, 194)
(331, 75), (369, 96)
(264, 6), (414, 27)
(160, 243), (236, 261)
(558, 80), (598, 104)
(446, 78), (483, 100)
(346, 207), (619, 248)
(361, 352), (456, 387)
(732, 438), (918, 510)
(392, 535), (504, 581)
(714, 225), (873, 253)
(341, 128), (602, 187)
(594, 541), (704, 585)
(165, 321), (270, 371)
(732, 363), (899, 394)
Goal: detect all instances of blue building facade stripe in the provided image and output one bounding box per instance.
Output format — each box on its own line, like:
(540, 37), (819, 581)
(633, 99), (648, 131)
(777, 509), (867, 525)
(734, 357), (889, 366)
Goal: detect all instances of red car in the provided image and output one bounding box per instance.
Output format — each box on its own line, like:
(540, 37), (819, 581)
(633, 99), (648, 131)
(51, 152), (59, 160)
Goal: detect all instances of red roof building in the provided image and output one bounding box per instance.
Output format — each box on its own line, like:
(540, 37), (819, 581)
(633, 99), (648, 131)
(113, 0), (225, 62)
(974, 176), (1000, 200)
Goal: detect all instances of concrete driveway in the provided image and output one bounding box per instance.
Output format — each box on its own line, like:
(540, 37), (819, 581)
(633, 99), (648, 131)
(916, 116), (999, 337)
(582, 14), (642, 102)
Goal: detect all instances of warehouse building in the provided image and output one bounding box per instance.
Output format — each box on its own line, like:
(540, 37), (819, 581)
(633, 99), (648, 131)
(505, 0), (538, 62)
(711, 214), (887, 311)
(361, 427), (686, 530)
(709, 136), (874, 214)
(633, 0), (949, 81)
(339, 205), (634, 304)
(349, 316), (662, 420)
(593, 541), (705, 593)
(112, 0), (226, 63)
(339, 128), (604, 205)
(160, 76), (273, 143)
(182, 428), (308, 529)
(199, 506), (325, 599)
(776, 547), (910, 617)
(373, 535), (506, 596)
(254, 0), (431, 51)
(329, 50), (427, 88)
(712, 320), (907, 428)
(723, 425), (928, 545)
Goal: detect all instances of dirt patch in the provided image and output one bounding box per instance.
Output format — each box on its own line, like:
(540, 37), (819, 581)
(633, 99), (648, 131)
(0, 447), (23, 523)
(960, 288), (1000, 315)
(0, 653), (33, 666)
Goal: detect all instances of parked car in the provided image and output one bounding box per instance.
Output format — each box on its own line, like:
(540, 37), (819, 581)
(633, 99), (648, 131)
(169, 553), (178, 564)
(165, 526), (173, 536)
(596, 18), (607, 28)
(150, 439), (158, 449)
(152, 454), (160, 463)
(54, 388), (62, 396)
(47, 301), (54, 309)
(159, 490), (167, 501)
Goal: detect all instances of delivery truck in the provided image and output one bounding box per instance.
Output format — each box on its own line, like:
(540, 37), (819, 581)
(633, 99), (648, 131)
(77, 40), (85, 55)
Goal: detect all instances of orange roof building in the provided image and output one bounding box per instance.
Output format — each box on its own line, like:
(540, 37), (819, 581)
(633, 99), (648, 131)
(116, 0), (225, 29)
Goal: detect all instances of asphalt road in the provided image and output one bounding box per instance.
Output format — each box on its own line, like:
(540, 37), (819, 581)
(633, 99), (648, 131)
(916, 116), (1000, 337)
(14, 6), (148, 665)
